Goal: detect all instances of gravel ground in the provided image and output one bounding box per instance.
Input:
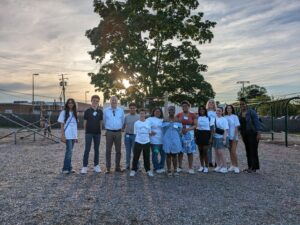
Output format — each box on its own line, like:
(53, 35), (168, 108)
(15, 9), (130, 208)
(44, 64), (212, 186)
(0, 129), (299, 225)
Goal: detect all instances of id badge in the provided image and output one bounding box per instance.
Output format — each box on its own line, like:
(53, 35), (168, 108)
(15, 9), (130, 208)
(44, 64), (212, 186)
(93, 111), (97, 116)
(183, 116), (188, 120)
(173, 124), (178, 129)
(126, 134), (130, 138)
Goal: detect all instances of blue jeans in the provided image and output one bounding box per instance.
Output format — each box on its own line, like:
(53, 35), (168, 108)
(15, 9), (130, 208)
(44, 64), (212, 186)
(124, 134), (136, 169)
(62, 139), (75, 171)
(151, 144), (165, 171)
(83, 133), (101, 167)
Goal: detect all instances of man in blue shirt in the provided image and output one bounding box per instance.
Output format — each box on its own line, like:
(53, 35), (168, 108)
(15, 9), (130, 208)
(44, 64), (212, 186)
(103, 96), (125, 173)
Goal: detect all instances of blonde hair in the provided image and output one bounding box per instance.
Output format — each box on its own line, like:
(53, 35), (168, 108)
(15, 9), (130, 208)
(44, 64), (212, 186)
(206, 99), (217, 111)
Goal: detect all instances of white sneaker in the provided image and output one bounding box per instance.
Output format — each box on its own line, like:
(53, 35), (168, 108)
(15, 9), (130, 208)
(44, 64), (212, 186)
(94, 165), (101, 173)
(203, 167), (208, 173)
(214, 166), (221, 172)
(234, 167), (240, 174)
(228, 166), (235, 172)
(188, 169), (195, 174)
(130, 170), (136, 177)
(156, 169), (165, 174)
(198, 166), (204, 172)
(80, 167), (88, 174)
(173, 171), (180, 176)
(147, 170), (154, 177)
(220, 167), (228, 173)
(176, 167), (182, 173)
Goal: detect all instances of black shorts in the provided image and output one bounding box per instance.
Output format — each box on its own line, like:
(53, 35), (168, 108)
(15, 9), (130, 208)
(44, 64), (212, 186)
(195, 130), (211, 146)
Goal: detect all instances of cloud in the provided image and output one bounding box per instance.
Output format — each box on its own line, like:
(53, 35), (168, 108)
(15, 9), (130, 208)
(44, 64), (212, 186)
(0, 0), (101, 102)
(0, 0), (299, 104)
(198, 0), (300, 102)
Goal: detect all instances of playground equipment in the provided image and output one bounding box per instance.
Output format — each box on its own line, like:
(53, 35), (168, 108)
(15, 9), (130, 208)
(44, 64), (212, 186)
(0, 113), (60, 144)
(250, 96), (300, 147)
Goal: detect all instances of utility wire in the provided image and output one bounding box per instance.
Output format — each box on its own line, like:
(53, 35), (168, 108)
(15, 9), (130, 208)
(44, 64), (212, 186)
(0, 88), (58, 99)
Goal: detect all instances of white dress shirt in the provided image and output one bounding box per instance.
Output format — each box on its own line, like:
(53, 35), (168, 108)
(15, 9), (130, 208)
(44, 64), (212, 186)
(103, 106), (125, 130)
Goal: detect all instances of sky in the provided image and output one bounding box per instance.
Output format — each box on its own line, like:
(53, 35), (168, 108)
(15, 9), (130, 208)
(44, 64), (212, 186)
(0, 0), (299, 104)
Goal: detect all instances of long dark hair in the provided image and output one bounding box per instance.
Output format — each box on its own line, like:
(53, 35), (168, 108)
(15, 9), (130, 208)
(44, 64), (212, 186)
(151, 107), (163, 118)
(64, 98), (78, 123)
(225, 104), (236, 115)
(198, 105), (208, 117)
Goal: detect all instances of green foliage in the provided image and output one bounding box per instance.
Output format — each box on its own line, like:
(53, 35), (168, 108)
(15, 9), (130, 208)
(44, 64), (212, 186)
(86, 0), (216, 106)
(237, 84), (270, 101)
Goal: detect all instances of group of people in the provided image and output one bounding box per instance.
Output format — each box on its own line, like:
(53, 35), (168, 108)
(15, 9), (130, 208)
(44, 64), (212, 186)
(58, 95), (262, 177)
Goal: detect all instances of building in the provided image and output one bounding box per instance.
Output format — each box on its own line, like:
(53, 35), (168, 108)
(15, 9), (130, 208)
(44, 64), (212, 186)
(0, 101), (91, 116)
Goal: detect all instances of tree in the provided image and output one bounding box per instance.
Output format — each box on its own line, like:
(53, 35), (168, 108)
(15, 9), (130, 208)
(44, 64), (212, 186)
(237, 84), (270, 101)
(86, 0), (216, 106)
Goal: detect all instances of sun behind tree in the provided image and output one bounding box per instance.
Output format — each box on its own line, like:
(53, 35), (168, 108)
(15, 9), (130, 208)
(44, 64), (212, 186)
(86, 0), (216, 107)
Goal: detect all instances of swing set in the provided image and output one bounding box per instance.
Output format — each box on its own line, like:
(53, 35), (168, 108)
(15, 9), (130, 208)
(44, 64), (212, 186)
(248, 96), (300, 147)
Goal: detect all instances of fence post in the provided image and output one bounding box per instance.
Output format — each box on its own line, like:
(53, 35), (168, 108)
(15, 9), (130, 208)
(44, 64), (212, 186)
(285, 101), (289, 147)
(271, 105), (274, 141)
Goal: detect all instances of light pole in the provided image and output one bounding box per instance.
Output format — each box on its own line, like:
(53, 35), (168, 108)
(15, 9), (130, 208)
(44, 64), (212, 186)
(237, 81), (250, 97)
(85, 91), (89, 104)
(32, 73), (39, 105)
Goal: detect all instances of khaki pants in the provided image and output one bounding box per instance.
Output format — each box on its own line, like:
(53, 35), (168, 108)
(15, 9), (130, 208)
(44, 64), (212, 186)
(106, 131), (122, 169)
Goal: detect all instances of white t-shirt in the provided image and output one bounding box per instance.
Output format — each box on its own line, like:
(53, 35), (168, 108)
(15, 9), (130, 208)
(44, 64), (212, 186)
(197, 116), (211, 131)
(225, 114), (240, 140)
(57, 110), (78, 140)
(146, 117), (163, 144)
(212, 117), (229, 138)
(134, 120), (151, 144)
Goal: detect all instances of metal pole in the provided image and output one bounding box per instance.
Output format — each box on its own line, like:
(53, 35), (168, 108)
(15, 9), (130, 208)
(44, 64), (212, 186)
(59, 74), (68, 105)
(62, 83), (66, 105)
(284, 97), (300, 147)
(237, 81), (250, 97)
(271, 105), (274, 141)
(285, 104), (288, 147)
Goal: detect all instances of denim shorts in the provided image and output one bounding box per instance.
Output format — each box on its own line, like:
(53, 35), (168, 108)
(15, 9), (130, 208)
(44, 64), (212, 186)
(212, 137), (226, 149)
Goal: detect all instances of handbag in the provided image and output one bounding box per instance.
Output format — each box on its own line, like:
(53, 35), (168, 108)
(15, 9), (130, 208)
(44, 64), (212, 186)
(64, 113), (74, 132)
(215, 118), (224, 135)
(61, 113), (74, 143)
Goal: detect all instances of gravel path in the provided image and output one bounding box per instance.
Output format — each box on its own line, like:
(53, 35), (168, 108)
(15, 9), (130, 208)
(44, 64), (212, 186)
(0, 129), (299, 225)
